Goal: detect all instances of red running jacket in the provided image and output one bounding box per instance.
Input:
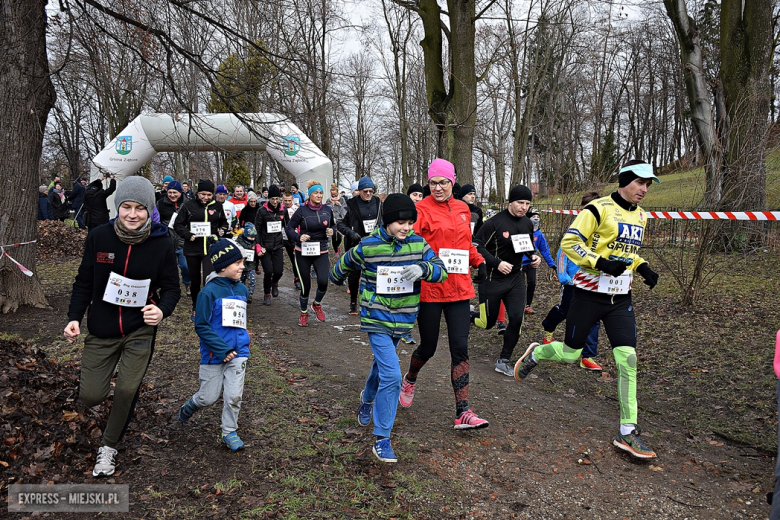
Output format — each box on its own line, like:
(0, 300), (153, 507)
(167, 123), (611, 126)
(413, 195), (484, 302)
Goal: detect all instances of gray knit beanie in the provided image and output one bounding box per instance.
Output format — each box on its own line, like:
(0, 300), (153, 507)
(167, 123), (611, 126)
(115, 176), (156, 215)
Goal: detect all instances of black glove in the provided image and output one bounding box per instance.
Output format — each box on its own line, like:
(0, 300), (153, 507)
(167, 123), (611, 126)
(349, 231), (362, 243)
(331, 277), (345, 286)
(636, 262), (659, 289)
(596, 257), (627, 277)
(472, 263), (488, 283)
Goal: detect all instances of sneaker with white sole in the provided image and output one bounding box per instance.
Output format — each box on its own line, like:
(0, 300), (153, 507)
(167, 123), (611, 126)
(222, 431), (245, 451)
(613, 427), (657, 459)
(495, 359), (514, 377)
(92, 446), (118, 477)
(373, 438), (397, 463)
(357, 390), (373, 426)
(310, 302), (326, 322)
(496, 321), (506, 336)
(580, 357), (602, 371)
(399, 376), (416, 408)
(453, 409), (489, 429)
(514, 342), (540, 381)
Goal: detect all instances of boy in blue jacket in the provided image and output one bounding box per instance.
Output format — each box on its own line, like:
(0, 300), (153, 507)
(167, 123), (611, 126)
(179, 239), (251, 450)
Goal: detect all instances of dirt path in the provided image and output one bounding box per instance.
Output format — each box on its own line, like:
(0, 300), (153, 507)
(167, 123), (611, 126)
(1, 260), (776, 519)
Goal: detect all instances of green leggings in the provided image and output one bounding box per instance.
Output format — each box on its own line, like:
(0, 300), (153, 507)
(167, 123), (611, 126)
(78, 325), (156, 448)
(533, 341), (637, 425)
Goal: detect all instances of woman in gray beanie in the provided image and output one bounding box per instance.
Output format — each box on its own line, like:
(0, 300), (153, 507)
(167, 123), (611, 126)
(64, 175), (181, 478)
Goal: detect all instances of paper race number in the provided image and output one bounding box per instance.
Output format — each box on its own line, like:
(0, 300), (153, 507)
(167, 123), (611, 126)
(168, 211), (178, 229)
(102, 273), (150, 308)
(511, 234), (534, 253)
(239, 247), (255, 261)
(363, 219), (377, 233)
(438, 248), (469, 274)
(221, 299), (247, 329)
(376, 266), (413, 294)
(301, 241), (320, 256)
(596, 272), (633, 294)
(190, 222), (210, 237)
(267, 221), (282, 233)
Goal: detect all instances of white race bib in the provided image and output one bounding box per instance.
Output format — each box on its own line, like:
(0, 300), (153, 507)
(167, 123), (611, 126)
(234, 203), (245, 213)
(221, 299), (247, 329)
(224, 209), (233, 221)
(301, 241), (320, 256)
(102, 273), (150, 308)
(363, 219), (377, 233)
(596, 272), (633, 295)
(287, 207), (296, 218)
(168, 211), (178, 229)
(511, 234), (534, 253)
(267, 221), (282, 233)
(376, 266), (414, 294)
(239, 247), (255, 261)
(190, 222), (210, 237)
(470, 222), (475, 234)
(439, 248), (469, 274)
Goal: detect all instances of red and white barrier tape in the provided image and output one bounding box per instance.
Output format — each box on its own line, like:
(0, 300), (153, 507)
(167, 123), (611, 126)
(542, 209), (780, 221)
(0, 239), (36, 249)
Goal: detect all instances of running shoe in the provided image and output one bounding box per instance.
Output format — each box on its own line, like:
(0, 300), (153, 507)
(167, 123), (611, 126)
(349, 302), (358, 316)
(496, 321), (506, 336)
(92, 446), (117, 477)
(357, 390), (373, 426)
(542, 331), (554, 344)
(453, 409), (489, 430)
(185, 284), (191, 296)
(222, 431), (245, 451)
(264, 294), (271, 306)
(311, 302), (326, 322)
(514, 342), (540, 381)
(400, 333), (416, 345)
(271, 283), (279, 297)
(495, 359), (514, 377)
(294, 278), (301, 291)
(373, 438), (397, 463)
(346, 288), (350, 294)
(524, 306), (535, 315)
(298, 311), (309, 327)
(399, 376), (416, 408)
(613, 427), (657, 459)
(247, 297), (252, 304)
(178, 397), (198, 422)
(580, 357), (602, 371)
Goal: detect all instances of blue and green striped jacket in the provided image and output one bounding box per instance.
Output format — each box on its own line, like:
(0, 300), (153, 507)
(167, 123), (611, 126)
(329, 225), (447, 338)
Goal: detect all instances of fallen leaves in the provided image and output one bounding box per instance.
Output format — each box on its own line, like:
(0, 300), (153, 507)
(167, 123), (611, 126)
(36, 220), (87, 261)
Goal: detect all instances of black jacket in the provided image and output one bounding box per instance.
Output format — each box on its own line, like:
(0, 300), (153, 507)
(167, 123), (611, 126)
(255, 201), (285, 251)
(336, 196), (382, 250)
(67, 221), (181, 339)
(238, 202), (260, 229)
(466, 202), (484, 237)
(174, 198), (229, 256)
(156, 196), (186, 250)
(70, 181), (86, 207)
(84, 178), (116, 228)
(49, 191), (69, 220)
(285, 202), (334, 252)
(474, 209), (535, 280)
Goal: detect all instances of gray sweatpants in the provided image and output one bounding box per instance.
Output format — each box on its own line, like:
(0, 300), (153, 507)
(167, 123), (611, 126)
(190, 357), (247, 434)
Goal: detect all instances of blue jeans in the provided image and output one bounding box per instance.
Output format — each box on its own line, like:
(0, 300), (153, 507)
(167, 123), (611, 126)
(175, 249), (191, 285)
(581, 322), (600, 359)
(362, 333), (402, 438)
(73, 204), (86, 229)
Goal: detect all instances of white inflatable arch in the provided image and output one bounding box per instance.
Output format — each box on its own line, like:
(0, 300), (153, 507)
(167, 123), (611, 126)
(91, 113), (333, 207)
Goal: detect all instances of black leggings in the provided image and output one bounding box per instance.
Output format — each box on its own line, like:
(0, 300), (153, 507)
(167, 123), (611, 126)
(407, 300), (472, 415)
(522, 265), (537, 306)
(475, 273), (527, 360)
(294, 251), (329, 310)
(348, 269), (361, 304)
(284, 241), (298, 281)
(565, 288), (636, 349)
(260, 249), (284, 294)
(185, 254), (213, 310)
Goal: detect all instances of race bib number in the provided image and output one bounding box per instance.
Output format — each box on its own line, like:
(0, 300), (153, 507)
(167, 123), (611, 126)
(221, 299), (247, 329)
(596, 272), (633, 295)
(439, 248), (469, 274)
(190, 222), (210, 237)
(102, 273), (150, 308)
(234, 203), (245, 213)
(511, 234), (534, 253)
(267, 221), (282, 233)
(239, 247), (255, 261)
(224, 209), (233, 221)
(376, 266), (413, 294)
(168, 211), (178, 229)
(363, 219), (377, 233)
(301, 241), (320, 256)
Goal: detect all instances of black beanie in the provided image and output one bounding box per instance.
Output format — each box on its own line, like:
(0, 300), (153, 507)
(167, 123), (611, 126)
(382, 193), (417, 224)
(460, 184), (476, 198)
(209, 239), (244, 272)
(406, 183), (424, 196)
(268, 185), (282, 198)
(197, 179), (215, 194)
(509, 184), (533, 202)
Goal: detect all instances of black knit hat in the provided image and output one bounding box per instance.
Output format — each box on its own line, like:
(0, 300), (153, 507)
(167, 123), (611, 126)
(382, 193), (417, 224)
(509, 184), (533, 202)
(197, 179), (215, 194)
(406, 183), (424, 196)
(460, 184), (476, 197)
(268, 185), (281, 198)
(208, 239), (244, 272)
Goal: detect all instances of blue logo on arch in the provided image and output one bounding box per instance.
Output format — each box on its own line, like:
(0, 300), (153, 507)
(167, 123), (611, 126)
(617, 223), (643, 246)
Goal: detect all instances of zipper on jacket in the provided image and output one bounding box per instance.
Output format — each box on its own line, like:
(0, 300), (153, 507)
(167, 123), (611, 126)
(118, 243), (132, 337)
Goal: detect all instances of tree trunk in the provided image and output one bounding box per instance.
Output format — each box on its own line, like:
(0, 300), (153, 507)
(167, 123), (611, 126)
(447, 0), (476, 185)
(0, 0), (56, 312)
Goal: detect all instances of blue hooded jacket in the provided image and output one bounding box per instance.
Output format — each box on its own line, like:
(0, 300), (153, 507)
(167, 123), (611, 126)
(194, 274), (250, 363)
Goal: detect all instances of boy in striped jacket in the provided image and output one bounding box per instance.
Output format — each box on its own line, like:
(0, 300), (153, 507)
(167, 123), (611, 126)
(329, 193), (447, 463)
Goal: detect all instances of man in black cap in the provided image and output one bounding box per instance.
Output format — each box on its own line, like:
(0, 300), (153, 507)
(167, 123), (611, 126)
(458, 184), (483, 236)
(472, 184), (540, 377)
(406, 183), (424, 204)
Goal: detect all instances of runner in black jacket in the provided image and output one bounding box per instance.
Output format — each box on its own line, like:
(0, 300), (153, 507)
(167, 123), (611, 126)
(255, 185), (285, 304)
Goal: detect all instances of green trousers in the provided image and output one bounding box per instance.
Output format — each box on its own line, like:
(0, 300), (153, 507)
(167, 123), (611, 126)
(79, 325), (156, 448)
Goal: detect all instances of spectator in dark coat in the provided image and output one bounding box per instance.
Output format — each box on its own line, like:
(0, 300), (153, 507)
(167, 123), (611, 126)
(71, 177), (87, 229)
(84, 174), (117, 231)
(37, 186), (54, 220)
(49, 181), (70, 221)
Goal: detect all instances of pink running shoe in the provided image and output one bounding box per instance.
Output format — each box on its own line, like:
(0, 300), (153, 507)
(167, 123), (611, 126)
(454, 409), (489, 430)
(310, 302), (326, 322)
(399, 376), (416, 408)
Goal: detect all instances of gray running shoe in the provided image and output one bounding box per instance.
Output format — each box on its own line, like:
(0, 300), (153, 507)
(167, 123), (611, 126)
(514, 342), (540, 381)
(495, 359), (514, 377)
